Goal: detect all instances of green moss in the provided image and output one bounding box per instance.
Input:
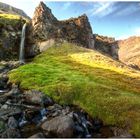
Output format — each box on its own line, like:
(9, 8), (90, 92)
(9, 42), (140, 137)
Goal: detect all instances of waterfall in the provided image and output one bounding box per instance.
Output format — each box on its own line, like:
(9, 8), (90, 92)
(19, 23), (27, 64)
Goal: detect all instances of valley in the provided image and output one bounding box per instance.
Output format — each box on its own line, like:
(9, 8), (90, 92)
(0, 1), (140, 138)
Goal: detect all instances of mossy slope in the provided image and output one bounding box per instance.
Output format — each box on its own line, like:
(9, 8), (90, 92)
(9, 42), (140, 137)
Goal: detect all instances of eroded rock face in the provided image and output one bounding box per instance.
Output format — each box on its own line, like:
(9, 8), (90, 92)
(94, 34), (118, 59)
(26, 1), (94, 55)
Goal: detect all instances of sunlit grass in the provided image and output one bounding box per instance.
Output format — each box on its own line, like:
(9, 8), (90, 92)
(9, 42), (140, 137)
(0, 13), (27, 27)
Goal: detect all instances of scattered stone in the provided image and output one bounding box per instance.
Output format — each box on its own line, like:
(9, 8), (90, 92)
(9, 84), (20, 96)
(29, 132), (45, 138)
(111, 127), (133, 138)
(23, 90), (54, 106)
(1, 128), (21, 138)
(0, 108), (21, 120)
(0, 120), (6, 133)
(1, 104), (8, 109)
(0, 97), (7, 104)
(41, 115), (75, 138)
(8, 116), (18, 129)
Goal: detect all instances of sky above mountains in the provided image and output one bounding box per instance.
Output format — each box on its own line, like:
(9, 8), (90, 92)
(0, 0), (140, 40)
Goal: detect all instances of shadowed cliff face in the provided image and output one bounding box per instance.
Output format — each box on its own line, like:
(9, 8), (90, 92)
(27, 1), (94, 56)
(93, 34), (118, 60)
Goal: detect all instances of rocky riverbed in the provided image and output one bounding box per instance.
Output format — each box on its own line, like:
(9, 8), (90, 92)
(0, 61), (134, 138)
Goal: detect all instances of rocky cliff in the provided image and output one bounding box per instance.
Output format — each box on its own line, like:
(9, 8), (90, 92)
(0, 2), (30, 19)
(93, 34), (118, 59)
(0, 14), (26, 60)
(117, 36), (140, 69)
(26, 1), (94, 56)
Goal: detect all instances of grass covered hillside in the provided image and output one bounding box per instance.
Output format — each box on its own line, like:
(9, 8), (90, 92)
(9, 42), (140, 137)
(0, 13), (25, 27)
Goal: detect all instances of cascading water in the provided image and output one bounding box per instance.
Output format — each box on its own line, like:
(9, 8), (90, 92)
(19, 23), (27, 64)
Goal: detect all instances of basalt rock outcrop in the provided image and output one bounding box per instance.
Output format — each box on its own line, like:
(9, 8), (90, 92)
(26, 2), (94, 56)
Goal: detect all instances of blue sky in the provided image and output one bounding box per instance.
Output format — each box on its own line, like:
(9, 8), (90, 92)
(0, 0), (140, 40)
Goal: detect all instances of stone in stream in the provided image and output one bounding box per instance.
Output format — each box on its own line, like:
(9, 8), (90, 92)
(41, 115), (75, 138)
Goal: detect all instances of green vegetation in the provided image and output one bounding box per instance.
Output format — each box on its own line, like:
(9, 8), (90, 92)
(0, 13), (26, 27)
(9, 42), (140, 137)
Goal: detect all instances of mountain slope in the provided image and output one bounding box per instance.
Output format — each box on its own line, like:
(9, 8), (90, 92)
(0, 2), (30, 19)
(9, 42), (140, 137)
(118, 36), (140, 69)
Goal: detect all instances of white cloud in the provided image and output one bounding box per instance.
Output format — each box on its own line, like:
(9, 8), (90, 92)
(62, 2), (71, 10)
(88, 2), (115, 17)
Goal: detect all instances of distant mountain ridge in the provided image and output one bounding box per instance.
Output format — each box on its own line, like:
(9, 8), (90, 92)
(117, 36), (140, 69)
(0, 2), (30, 19)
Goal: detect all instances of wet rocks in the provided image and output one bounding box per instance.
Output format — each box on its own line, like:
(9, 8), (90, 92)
(41, 115), (75, 138)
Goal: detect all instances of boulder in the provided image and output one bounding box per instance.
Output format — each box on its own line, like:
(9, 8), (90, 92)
(41, 115), (75, 138)
(23, 90), (54, 106)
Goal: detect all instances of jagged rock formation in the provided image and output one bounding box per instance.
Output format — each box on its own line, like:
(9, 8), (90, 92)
(26, 1), (94, 56)
(94, 34), (118, 59)
(117, 36), (140, 69)
(0, 2), (30, 19)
